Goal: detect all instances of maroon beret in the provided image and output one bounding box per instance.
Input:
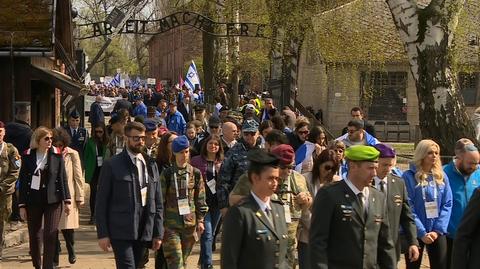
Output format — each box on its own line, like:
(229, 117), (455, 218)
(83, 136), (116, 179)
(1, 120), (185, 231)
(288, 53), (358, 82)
(374, 143), (396, 158)
(270, 144), (295, 165)
(0, 121), (4, 128)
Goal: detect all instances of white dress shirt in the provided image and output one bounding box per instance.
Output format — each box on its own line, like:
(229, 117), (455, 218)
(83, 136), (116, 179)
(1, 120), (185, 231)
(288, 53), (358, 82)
(126, 149), (148, 187)
(344, 177), (369, 213)
(374, 176), (388, 194)
(251, 191), (272, 215)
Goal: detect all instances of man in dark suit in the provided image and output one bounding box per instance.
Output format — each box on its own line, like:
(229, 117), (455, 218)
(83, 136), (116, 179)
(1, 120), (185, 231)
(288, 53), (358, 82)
(310, 145), (396, 269)
(373, 144), (419, 264)
(451, 187), (480, 269)
(64, 110), (88, 163)
(96, 121), (164, 269)
(177, 95), (193, 122)
(221, 150), (289, 269)
(89, 95), (105, 127)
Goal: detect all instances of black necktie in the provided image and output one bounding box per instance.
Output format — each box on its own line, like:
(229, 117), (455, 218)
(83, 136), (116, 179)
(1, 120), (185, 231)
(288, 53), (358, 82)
(73, 129), (77, 137)
(265, 207), (275, 228)
(357, 193), (367, 219)
(379, 181), (386, 194)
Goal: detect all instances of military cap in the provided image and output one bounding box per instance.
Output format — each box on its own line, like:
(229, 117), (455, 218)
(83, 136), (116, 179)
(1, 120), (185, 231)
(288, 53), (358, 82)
(69, 110), (80, 119)
(247, 149), (280, 167)
(345, 145), (380, 161)
(0, 121), (4, 128)
(172, 135), (189, 153)
(374, 143), (396, 158)
(242, 119), (259, 133)
(208, 116), (221, 128)
(270, 144), (295, 165)
(134, 95), (143, 101)
(134, 115), (144, 124)
(143, 119), (158, 132)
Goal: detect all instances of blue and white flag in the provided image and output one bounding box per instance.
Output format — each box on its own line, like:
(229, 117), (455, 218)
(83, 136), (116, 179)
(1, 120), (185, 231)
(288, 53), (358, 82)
(295, 141), (317, 172)
(109, 73), (121, 87)
(132, 76), (141, 90)
(184, 60), (201, 92)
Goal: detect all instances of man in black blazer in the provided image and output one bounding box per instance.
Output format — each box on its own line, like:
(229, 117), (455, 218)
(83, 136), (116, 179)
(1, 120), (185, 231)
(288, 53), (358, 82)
(221, 150), (289, 269)
(373, 144), (419, 264)
(451, 187), (480, 269)
(177, 95), (193, 122)
(96, 121), (164, 269)
(64, 110), (88, 163)
(310, 145), (396, 269)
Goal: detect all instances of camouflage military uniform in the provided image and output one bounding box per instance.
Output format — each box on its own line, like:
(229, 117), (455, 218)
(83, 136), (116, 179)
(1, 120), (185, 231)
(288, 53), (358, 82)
(0, 142), (20, 257)
(276, 171), (310, 268)
(105, 133), (125, 159)
(144, 138), (161, 159)
(217, 140), (258, 209)
(160, 163), (208, 269)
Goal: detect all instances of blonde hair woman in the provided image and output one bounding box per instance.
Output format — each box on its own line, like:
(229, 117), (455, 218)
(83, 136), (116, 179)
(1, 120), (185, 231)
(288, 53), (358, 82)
(18, 126), (72, 269)
(402, 139), (452, 269)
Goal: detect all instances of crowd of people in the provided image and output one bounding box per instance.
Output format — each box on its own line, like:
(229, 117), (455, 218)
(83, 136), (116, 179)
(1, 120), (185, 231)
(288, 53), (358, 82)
(0, 84), (480, 269)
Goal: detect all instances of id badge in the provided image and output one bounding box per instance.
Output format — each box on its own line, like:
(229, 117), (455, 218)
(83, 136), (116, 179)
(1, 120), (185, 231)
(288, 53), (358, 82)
(178, 198), (191, 215)
(31, 174), (41, 190)
(284, 204), (292, 223)
(206, 179), (216, 194)
(116, 148), (123, 155)
(141, 187), (148, 207)
(97, 156), (103, 167)
(78, 136), (85, 141)
(425, 201), (439, 219)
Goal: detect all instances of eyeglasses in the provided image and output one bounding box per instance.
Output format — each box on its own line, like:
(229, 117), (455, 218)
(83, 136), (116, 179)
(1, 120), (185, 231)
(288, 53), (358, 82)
(323, 165), (333, 171)
(298, 130), (309, 135)
(44, 136), (53, 141)
(127, 135), (146, 142)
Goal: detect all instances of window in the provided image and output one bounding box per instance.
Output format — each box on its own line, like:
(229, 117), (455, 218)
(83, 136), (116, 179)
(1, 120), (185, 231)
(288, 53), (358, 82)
(361, 71), (408, 121)
(458, 73), (478, 106)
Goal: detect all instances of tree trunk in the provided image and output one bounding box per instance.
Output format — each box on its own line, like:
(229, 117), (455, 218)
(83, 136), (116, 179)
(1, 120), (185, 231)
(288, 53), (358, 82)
(386, 0), (476, 155)
(229, 0), (240, 109)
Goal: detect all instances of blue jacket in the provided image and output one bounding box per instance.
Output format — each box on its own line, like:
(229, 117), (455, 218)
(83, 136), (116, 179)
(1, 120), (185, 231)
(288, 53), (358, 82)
(89, 101), (105, 126)
(132, 102), (147, 118)
(443, 161), (480, 238)
(402, 164), (452, 238)
(166, 111), (186, 135)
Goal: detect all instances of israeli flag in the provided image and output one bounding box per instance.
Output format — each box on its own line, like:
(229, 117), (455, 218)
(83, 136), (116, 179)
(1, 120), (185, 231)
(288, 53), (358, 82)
(109, 73), (121, 87)
(184, 60), (201, 92)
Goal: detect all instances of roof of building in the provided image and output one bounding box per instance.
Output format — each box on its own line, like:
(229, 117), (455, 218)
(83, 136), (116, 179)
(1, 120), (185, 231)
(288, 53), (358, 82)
(312, 0), (480, 66)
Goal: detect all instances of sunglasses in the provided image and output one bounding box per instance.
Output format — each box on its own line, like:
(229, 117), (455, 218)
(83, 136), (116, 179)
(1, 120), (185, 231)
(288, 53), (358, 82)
(44, 136), (53, 141)
(298, 130), (309, 135)
(127, 135), (146, 142)
(280, 165), (294, 170)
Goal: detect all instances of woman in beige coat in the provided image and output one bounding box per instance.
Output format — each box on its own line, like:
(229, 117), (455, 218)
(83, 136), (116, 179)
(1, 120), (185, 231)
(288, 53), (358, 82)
(52, 127), (85, 265)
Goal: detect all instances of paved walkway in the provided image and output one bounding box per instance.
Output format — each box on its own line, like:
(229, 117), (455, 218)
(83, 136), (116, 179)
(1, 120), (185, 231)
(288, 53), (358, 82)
(2, 186), (429, 268)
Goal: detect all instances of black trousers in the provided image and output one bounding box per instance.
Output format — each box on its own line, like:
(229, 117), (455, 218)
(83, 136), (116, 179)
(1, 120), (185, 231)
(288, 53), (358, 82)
(446, 236), (454, 269)
(155, 246), (168, 269)
(54, 229), (75, 262)
(405, 235), (447, 269)
(27, 202), (62, 269)
(111, 239), (146, 269)
(89, 170), (100, 220)
(10, 191), (20, 221)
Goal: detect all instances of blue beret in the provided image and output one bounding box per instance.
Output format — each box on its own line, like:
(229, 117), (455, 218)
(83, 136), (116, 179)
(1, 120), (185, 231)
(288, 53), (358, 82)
(242, 119), (259, 132)
(172, 135), (190, 153)
(345, 145), (380, 161)
(374, 144), (396, 158)
(143, 119), (158, 132)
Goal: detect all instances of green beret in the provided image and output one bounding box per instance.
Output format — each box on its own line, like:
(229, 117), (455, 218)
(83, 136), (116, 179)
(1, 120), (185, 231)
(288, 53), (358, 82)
(345, 145), (380, 162)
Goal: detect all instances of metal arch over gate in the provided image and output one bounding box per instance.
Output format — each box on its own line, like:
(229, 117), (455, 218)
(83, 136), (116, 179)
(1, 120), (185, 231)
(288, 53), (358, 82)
(77, 11), (269, 40)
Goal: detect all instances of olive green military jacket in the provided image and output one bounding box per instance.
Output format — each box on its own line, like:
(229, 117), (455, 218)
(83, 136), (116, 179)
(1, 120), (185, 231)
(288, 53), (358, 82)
(310, 180), (396, 269)
(0, 142), (20, 195)
(221, 194), (289, 269)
